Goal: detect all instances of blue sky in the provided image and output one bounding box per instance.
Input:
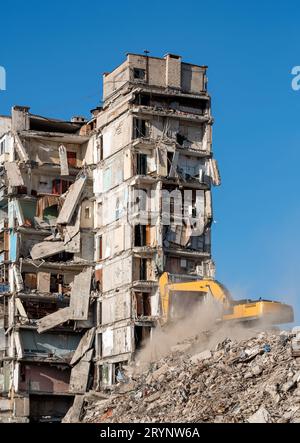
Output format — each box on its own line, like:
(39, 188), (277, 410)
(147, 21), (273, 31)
(1, 0), (300, 324)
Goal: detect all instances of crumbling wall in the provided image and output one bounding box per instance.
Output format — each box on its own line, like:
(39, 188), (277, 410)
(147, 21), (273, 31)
(101, 113), (132, 159)
(102, 254), (132, 292)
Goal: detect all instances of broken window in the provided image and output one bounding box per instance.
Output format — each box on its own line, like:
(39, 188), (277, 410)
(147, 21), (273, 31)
(140, 258), (147, 280)
(134, 258), (148, 280)
(96, 136), (103, 162)
(133, 68), (146, 80)
(23, 273), (37, 291)
(114, 361), (128, 384)
(16, 186), (27, 195)
(165, 256), (196, 273)
(136, 153), (147, 175)
(20, 364), (26, 382)
(49, 274), (63, 293)
(180, 259), (187, 269)
(96, 236), (102, 261)
(21, 299), (63, 320)
(97, 332), (102, 358)
(94, 268), (102, 290)
(0, 264), (9, 291)
(134, 188), (148, 212)
(167, 152), (174, 175)
(134, 326), (151, 351)
(67, 151), (77, 167)
(189, 234), (205, 251)
(43, 204), (58, 223)
(96, 202), (103, 228)
(84, 206), (91, 219)
(47, 251), (73, 263)
(135, 292), (151, 317)
(134, 224), (146, 246)
(176, 132), (187, 146)
(52, 179), (71, 195)
(134, 93), (150, 106)
(133, 118), (148, 139)
(0, 139), (5, 155)
(0, 231), (9, 262)
(115, 198), (121, 220)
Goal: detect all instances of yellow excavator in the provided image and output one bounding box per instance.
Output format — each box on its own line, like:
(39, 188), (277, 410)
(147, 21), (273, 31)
(159, 272), (294, 326)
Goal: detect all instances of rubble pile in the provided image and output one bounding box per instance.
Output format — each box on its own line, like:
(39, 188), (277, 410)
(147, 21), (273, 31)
(82, 327), (300, 423)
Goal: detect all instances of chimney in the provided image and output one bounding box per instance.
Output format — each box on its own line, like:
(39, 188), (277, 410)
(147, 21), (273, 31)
(11, 105), (30, 131)
(165, 53), (182, 89)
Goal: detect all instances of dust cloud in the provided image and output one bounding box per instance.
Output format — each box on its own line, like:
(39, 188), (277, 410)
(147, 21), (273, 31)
(134, 296), (275, 372)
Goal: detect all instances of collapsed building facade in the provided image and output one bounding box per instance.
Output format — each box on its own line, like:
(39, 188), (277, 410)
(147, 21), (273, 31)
(0, 53), (220, 421)
(0, 107), (96, 421)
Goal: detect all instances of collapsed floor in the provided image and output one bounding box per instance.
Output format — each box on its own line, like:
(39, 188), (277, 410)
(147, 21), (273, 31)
(72, 326), (300, 423)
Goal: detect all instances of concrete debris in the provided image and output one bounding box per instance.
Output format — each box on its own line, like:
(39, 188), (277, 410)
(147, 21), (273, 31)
(15, 298), (28, 321)
(62, 395), (85, 423)
(56, 176), (86, 224)
(171, 343), (192, 354)
(13, 265), (24, 292)
(247, 407), (272, 423)
(30, 240), (66, 260)
(148, 364), (169, 381)
(37, 307), (72, 333)
(80, 329), (300, 423)
(64, 207), (81, 244)
(190, 349), (212, 363)
(292, 336), (300, 357)
(65, 232), (81, 253)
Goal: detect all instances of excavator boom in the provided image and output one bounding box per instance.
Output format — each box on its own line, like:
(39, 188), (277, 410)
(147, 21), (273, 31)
(159, 272), (294, 326)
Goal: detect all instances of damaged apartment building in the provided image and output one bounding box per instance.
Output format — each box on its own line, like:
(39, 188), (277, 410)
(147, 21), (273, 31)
(92, 53), (220, 389)
(0, 52), (220, 421)
(0, 107), (96, 421)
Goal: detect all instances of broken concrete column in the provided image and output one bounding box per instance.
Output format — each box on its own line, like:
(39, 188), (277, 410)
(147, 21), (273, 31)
(69, 349), (93, 394)
(70, 267), (93, 320)
(58, 144), (69, 176)
(71, 327), (96, 366)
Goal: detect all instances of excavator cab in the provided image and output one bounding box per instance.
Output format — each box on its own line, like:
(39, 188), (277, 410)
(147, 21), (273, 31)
(169, 289), (210, 321)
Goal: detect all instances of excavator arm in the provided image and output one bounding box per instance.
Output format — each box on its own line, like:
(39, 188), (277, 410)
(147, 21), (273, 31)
(159, 272), (294, 325)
